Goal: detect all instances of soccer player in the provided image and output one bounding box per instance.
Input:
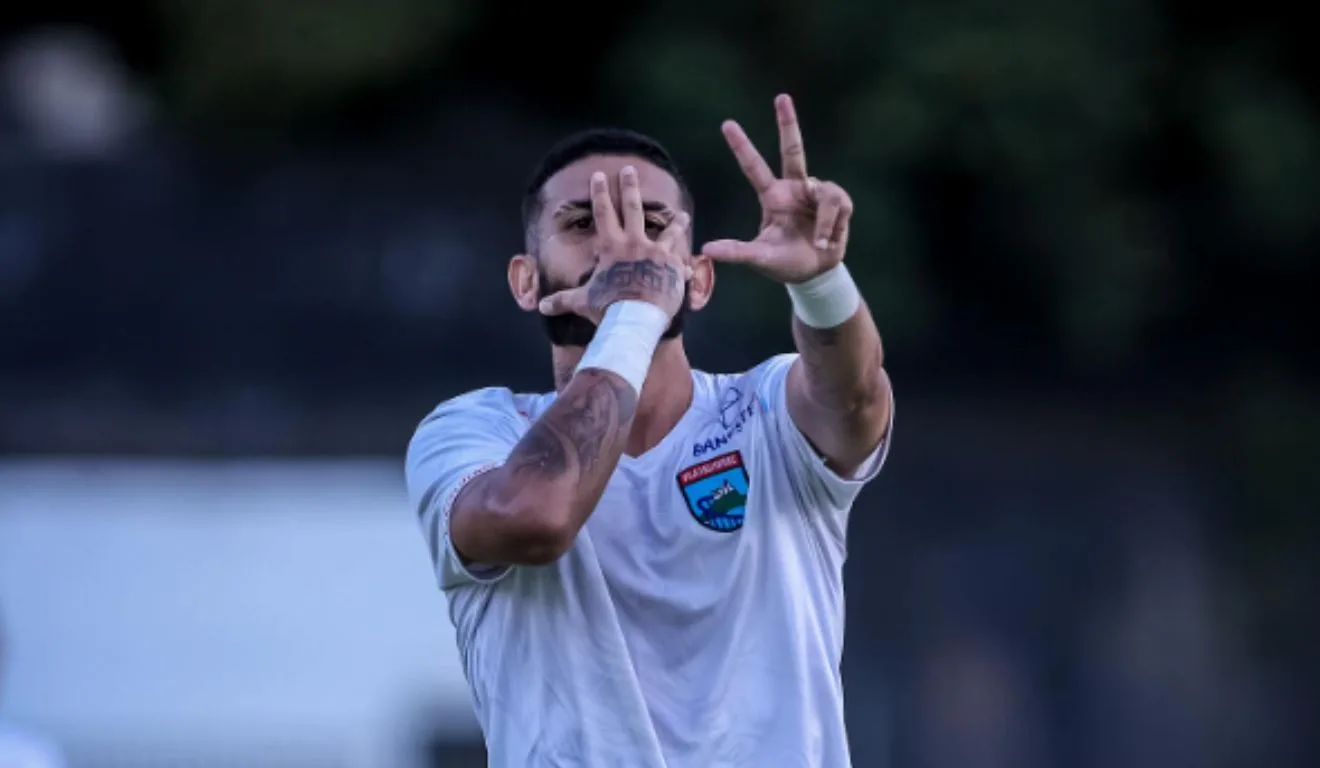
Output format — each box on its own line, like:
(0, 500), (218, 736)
(406, 94), (893, 767)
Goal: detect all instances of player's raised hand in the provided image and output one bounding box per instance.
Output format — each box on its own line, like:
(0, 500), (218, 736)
(702, 94), (854, 285)
(540, 166), (692, 323)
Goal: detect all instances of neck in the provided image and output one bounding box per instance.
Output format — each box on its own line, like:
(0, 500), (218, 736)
(552, 338), (694, 457)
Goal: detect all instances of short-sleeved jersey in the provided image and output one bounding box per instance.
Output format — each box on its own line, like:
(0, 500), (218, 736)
(405, 354), (891, 768)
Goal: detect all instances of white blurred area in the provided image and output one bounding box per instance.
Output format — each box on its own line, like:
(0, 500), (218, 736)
(1, 26), (146, 159)
(0, 459), (477, 768)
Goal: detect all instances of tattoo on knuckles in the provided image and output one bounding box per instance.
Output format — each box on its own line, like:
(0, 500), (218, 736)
(586, 259), (683, 312)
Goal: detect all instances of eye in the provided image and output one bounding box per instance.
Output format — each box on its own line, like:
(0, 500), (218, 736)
(565, 215), (593, 231)
(644, 216), (668, 234)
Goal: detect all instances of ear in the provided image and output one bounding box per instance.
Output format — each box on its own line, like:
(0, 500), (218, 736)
(686, 253), (715, 312)
(508, 254), (540, 311)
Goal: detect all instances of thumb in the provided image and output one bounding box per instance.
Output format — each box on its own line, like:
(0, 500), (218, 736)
(701, 239), (766, 264)
(538, 287), (588, 317)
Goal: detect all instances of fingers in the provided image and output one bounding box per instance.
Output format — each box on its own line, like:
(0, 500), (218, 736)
(619, 165), (645, 237)
(721, 120), (776, 195)
(701, 239), (771, 265)
(775, 94), (807, 180)
(722, 95), (809, 192)
(654, 211), (691, 251)
(537, 285), (588, 317)
(809, 180), (852, 250)
(589, 171), (623, 239)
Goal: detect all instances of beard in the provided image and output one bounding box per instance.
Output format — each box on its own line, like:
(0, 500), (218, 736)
(538, 264), (690, 348)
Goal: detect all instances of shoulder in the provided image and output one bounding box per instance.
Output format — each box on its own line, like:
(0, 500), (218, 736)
(405, 387), (548, 476)
(697, 354), (799, 412)
(742, 353), (798, 392)
(418, 387), (526, 424)
(412, 387), (547, 437)
(404, 387), (548, 510)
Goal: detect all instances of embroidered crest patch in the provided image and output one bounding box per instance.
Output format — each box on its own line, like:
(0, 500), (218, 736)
(676, 451), (749, 532)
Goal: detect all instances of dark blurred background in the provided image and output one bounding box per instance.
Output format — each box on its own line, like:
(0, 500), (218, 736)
(0, 1), (1316, 767)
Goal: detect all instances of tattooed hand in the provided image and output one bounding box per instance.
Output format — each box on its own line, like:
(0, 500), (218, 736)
(538, 166), (692, 323)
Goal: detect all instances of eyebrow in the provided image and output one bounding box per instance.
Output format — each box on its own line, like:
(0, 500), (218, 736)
(553, 200), (674, 216)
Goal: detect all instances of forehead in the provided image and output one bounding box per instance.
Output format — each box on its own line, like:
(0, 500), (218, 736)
(540, 154), (683, 211)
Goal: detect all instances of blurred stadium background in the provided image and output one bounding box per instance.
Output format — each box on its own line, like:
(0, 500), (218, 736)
(0, 1), (1316, 766)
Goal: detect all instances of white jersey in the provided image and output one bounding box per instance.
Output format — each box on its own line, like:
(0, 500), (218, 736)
(405, 354), (890, 768)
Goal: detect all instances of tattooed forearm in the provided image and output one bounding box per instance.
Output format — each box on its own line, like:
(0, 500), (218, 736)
(449, 370), (639, 565)
(791, 311), (883, 411)
(560, 371), (636, 470)
(507, 421), (571, 478)
(504, 368), (636, 500)
(787, 303), (890, 475)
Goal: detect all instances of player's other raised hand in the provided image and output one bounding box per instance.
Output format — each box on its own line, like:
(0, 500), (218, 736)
(540, 166), (692, 323)
(703, 94), (855, 285)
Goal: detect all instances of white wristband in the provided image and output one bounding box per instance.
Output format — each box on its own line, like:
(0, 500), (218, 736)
(785, 263), (862, 329)
(574, 300), (669, 394)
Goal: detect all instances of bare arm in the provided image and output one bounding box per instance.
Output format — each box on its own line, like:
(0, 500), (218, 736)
(702, 95), (892, 480)
(787, 303), (891, 478)
(449, 368), (636, 565)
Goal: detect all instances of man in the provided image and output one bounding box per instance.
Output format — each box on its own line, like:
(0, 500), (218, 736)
(406, 94), (893, 767)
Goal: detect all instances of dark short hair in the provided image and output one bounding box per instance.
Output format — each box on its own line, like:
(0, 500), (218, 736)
(521, 127), (694, 249)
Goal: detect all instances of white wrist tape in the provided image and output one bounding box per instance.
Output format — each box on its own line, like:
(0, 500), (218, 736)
(574, 300), (669, 394)
(786, 263), (862, 329)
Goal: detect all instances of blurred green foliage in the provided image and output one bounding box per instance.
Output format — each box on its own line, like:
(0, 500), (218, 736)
(157, 0), (472, 121)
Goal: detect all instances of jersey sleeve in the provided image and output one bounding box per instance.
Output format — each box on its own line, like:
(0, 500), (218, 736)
(752, 353), (893, 511)
(405, 388), (527, 589)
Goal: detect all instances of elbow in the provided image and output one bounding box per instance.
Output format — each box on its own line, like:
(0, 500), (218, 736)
(492, 494), (579, 566)
(842, 361), (889, 418)
(848, 379), (889, 420)
(811, 379), (886, 422)
(806, 367), (891, 441)
(846, 357), (887, 411)
(451, 470), (582, 567)
(845, 368), (891, 434)
(507, 518), (575, 565)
